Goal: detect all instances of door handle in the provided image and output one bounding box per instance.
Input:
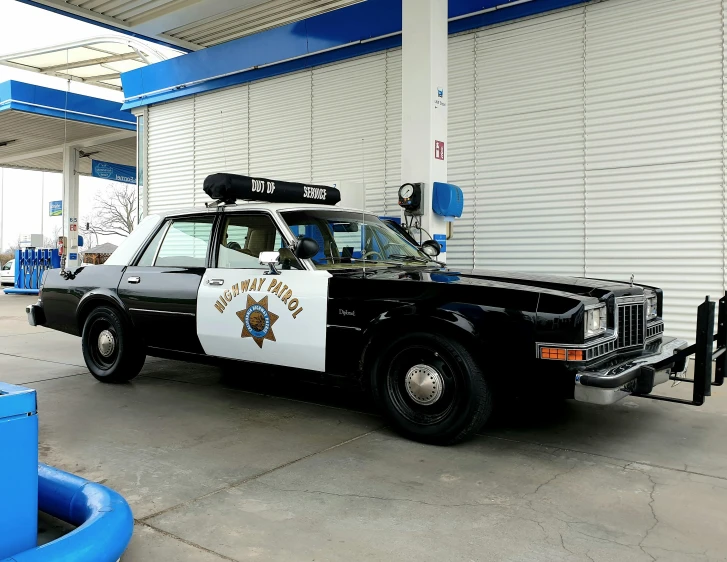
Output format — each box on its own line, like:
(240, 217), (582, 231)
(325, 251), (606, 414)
(206, 278), (224, 286)
(127, 276), (141, 284)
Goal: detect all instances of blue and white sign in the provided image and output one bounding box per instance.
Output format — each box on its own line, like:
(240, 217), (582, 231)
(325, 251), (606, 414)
(91, 159), (137, 185)
(433, 233), (447, 253)
(49, 200), (62, 216)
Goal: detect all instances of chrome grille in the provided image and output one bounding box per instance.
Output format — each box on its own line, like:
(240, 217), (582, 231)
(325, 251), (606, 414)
(618, 303), (645, 348)
(647, 322), (664, 340)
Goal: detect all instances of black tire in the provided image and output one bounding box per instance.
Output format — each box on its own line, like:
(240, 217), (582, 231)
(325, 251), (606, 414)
(81, 305), (145, 383)
(370, 331), (493, 445)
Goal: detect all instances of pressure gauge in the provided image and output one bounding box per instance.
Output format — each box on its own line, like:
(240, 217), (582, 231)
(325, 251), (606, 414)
(398, 182), (423, 215)
(399, 184), (414, 199)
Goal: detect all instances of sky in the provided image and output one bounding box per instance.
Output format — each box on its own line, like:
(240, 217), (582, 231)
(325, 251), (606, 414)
(0, 0), (179, 252)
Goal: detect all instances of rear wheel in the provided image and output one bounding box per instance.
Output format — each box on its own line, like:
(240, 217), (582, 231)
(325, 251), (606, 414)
(81, 305), (145, 383)
(371, 332), (493, 445)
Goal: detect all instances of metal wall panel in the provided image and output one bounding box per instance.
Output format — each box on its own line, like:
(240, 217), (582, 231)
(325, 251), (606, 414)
(311, 53), (387, 213)
(584, 0), (725, 341)
(383, 49), (403, 217)
(447, 33), (477, 267)
(249, 71), (312, 183)
(193, 86), (250, 207)
(147, 97), (195, 214)
(469, 8), (587, 276)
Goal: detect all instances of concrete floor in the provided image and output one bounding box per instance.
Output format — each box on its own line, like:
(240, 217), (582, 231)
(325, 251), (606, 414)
(1, 291), (726, 561)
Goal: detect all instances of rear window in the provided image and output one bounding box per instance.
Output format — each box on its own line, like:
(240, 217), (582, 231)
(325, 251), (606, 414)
(154, 218), (214, 268)
(106, 215), (162, 266)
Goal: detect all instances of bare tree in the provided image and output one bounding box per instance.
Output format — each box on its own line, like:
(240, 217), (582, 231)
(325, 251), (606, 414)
(43, 225), (62, 249)
(87, 183), (137, 238)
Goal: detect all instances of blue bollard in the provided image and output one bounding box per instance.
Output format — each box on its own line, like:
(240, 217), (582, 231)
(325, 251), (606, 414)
(0, 383), (38, 559)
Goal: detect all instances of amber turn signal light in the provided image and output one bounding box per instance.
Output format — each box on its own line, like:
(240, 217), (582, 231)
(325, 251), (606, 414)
(540, 347), (584, 361)
(541, 347), (566, 360)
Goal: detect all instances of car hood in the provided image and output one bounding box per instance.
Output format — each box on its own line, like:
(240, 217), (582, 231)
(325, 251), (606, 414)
(334, 266), (643, 300)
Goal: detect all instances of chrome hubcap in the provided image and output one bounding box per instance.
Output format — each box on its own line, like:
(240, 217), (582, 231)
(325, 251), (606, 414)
(405, 364), (444, 405)
(97, 329), (116, 358)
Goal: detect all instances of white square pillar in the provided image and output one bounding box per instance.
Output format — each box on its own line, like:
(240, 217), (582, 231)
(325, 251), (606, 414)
(401, 0), (449, 260)
(62, 145), (80, 270)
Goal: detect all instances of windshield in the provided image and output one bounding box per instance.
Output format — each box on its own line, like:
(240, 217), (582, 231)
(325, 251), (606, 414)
(1, 261), (11, 270)
(280, 210), (432, 269)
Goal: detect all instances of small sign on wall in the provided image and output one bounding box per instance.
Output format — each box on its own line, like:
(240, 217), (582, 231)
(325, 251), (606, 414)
(434, 140), (445, 161)
(49, 200), (62, 216)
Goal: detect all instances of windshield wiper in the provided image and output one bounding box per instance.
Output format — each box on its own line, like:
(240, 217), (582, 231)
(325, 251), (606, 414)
(387, 254), (427, 262)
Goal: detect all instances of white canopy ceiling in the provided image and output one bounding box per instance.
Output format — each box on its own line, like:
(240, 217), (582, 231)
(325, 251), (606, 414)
(0, 37), (167, 91)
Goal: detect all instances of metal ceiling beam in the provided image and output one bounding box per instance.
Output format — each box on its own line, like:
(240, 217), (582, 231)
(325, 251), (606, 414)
(0, 129), (135, 165)
(40, 52), (142, 72)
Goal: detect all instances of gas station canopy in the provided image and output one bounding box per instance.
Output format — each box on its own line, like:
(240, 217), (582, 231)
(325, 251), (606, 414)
(0, 80), (136, 175)
(0, 37), (168, 91)
(21, 0), (365, 51)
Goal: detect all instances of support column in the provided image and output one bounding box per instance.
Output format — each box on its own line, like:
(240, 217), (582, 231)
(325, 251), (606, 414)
(401, 0), (449, 260)
(62, 145), (80, 271)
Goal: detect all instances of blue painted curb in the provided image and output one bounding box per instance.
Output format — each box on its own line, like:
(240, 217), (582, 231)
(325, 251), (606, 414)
(2, 464), (134, 562)
(3, 289), (39, 295)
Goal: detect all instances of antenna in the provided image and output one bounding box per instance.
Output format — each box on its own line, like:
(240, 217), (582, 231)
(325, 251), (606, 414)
(361, 137), (366, 271)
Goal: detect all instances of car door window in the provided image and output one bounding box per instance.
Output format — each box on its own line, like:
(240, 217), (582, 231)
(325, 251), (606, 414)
(136, 222), (169, 266)
(218, 214), (301, 270)
(151, 218), (214, 268)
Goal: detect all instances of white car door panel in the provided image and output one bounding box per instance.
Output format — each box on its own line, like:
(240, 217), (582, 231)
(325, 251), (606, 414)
(197, 269), (330, 372)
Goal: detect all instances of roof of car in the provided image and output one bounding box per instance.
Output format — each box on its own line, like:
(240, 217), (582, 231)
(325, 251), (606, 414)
(157, 202), (380, 219)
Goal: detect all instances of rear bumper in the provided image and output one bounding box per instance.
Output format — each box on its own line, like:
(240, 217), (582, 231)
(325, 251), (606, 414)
(26, 302), (46, 327)
(573, 337), (688, 405)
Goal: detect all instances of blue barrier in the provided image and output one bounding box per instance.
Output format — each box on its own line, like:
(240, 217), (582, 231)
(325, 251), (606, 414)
(2, 464), (134, 562)
(14, 249), (61, 290)
(0, 383), (38, 559)
(4, 248), (60, 295)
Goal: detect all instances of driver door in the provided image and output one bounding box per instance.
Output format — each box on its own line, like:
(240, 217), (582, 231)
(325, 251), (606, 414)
(196, 211), (330, 372)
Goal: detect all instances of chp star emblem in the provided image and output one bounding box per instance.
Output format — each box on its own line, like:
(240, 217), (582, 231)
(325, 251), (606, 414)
(236, 295), (279, 348)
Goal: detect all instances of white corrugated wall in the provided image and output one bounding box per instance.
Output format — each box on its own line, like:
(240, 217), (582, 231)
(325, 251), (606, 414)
(583, 0), (725, 340)
(145, 0), (727, 341)
(311, 53), (387, 211)
(443, 0), (727, 341)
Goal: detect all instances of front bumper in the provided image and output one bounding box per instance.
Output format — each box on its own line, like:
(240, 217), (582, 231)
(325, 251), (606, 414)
(26, 302), (46, 327)
(574, 337), (688, 405)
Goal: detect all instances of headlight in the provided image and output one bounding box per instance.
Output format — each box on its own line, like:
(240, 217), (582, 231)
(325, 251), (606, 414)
(646, 295), (658, 320)
(584, 305), (607, 339)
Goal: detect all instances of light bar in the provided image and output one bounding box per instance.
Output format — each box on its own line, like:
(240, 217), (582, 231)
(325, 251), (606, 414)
(204, 173), (341, 206)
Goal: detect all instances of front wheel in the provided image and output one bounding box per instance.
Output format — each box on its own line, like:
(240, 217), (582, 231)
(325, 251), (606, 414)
(370, 332), (493, 445)
(81, 305), (145, 383)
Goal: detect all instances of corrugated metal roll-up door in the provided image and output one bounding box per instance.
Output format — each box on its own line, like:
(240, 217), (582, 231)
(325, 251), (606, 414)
(470, 7), (587, 276)
(249, 72), (312, 183)
(447, 33), (477, 267)
(584, 0), (725, 341)
(193, 86), (250, 208)
(311, 53), (387, 213)
(383, 49), (403, 216)
(147, 97), (195, 215)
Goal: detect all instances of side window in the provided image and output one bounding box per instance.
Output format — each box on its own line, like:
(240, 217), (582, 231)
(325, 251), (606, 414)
(218, 214), (300, 269)
(136, 222), (168, 266)
(153, 218), (214, 268)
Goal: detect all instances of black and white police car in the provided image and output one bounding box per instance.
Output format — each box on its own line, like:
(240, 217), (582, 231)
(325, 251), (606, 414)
(26, 174), (725, 444)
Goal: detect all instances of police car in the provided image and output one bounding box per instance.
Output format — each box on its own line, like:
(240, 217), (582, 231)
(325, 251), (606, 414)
(26, 174), (725, 444)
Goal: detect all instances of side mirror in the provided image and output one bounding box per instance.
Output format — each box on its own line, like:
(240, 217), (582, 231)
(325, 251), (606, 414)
(421, 240), (441, 257)
(258, 251), (280, 266)
(295, 237), (319, 260)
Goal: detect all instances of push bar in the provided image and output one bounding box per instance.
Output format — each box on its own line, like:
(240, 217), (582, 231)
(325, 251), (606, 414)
(635, 293), (726, 406)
